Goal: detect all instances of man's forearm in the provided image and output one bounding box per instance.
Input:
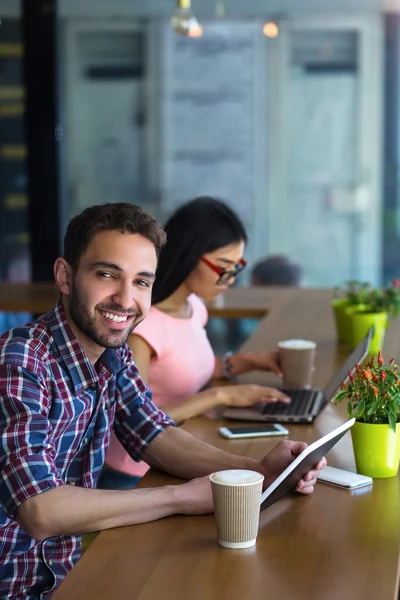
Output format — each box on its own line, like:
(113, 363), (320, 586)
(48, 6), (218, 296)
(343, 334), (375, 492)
(16, 483), (184, 540)
(143, 426), (261, 480)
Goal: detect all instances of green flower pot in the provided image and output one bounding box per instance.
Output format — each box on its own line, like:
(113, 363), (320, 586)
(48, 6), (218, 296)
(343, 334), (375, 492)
(346, 309), (387, 354)
(342, 303), (367, 346)
(332, 299), (351, 343)
(351, 421), (400, 478)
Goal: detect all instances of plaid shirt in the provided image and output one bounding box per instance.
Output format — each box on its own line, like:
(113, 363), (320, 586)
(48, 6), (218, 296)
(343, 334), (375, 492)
(0, 303), (174, 599)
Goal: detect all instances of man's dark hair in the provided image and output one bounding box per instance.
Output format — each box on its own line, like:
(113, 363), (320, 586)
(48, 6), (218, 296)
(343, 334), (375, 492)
(152, 197), (248, 305)
(251, 255), (302, 286)
(63, 203), (166, 270)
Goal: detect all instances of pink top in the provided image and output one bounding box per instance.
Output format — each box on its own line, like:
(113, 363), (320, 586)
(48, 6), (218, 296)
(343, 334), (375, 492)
(105, 294), (216, 477)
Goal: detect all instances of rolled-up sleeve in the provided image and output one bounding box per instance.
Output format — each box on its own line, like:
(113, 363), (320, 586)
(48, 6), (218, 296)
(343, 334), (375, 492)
(0, 362), (63, 518)
(113, 347), (175, 462)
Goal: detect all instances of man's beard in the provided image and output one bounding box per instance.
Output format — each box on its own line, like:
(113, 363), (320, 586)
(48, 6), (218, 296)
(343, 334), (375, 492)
(68, 279), (142, 349)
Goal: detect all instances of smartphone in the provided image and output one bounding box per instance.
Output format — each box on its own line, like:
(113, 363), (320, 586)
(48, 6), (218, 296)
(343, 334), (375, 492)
(219, 424), (289, 439)
(317, 466), (373, 489)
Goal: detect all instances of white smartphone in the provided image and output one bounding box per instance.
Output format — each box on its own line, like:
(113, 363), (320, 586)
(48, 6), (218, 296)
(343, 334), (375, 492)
(317, 466), (373, 489)
(219, 424), (289, 439)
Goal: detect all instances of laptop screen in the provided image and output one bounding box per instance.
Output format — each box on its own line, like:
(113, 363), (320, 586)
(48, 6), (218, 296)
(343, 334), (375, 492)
(323, 329), (372, 401)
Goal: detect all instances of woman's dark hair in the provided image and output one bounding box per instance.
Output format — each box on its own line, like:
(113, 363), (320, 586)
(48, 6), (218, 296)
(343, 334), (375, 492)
(152, 197), (248, 304)
(64, 202), (166, 270)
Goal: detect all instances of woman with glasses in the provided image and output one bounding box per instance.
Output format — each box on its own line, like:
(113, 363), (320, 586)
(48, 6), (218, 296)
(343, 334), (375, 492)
(100, 197), (290, 489)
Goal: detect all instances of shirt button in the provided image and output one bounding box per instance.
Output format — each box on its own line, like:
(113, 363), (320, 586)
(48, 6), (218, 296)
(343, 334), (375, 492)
(48, 560), (53, 566)
(84, 438), (88, 444)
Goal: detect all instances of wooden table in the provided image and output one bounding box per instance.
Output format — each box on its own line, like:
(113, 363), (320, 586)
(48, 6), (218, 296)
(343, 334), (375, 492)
(0, 282), (59, 314)
(54, 288), (400, 600)
(0, 282), (274, 319)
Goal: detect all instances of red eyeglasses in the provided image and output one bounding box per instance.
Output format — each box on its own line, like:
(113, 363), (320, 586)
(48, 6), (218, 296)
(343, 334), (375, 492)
(200, 256), (247, 285)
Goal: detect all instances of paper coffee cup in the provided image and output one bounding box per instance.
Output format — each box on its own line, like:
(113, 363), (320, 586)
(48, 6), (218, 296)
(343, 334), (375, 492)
(278, 339), (317, 389)
(210, 469), (264, 549)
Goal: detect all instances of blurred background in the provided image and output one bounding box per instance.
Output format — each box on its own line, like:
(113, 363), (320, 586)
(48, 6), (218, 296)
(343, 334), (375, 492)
(0, 0), (399, 338)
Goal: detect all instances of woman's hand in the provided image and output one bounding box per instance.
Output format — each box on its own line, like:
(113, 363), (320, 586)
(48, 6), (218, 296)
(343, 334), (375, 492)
(217, 384), (290, 407)
(230, 351), (282, 377)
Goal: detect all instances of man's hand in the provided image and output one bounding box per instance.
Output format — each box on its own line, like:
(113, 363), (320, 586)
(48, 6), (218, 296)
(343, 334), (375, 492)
(174, 476), (214, 516)
(260, 440), (327, 494)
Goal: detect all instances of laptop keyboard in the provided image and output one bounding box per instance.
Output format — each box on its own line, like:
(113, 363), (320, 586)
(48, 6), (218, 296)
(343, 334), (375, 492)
(261, 389), (320, 416)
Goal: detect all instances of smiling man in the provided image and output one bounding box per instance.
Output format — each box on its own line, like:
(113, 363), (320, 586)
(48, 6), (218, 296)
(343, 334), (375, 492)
(57, 220), (157, 360)
(0, 203), (325, 599)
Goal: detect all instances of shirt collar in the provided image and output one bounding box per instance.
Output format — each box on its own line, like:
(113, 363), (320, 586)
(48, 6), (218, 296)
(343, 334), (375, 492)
(47, 302), (123, 393)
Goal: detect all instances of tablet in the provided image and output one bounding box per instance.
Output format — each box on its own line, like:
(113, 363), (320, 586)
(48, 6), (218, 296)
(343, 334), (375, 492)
(260, 418), (355, 512)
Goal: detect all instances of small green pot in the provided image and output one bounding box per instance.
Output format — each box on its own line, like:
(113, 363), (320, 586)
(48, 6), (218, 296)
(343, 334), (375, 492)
(344, 304), (365, 342)
(351, 421), (400, 478)
(346, 309), (387, 354)
(332, 299), (351, 343)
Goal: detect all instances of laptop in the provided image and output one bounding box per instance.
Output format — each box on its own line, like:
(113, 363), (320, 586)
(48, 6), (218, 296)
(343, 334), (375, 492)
(223, 329), (372, 424)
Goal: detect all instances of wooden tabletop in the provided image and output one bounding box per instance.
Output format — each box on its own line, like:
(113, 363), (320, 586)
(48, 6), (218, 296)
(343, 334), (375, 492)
(0, 282), (59, 314)
(53, 288), (400, 600)
(0, 282), (273, 319)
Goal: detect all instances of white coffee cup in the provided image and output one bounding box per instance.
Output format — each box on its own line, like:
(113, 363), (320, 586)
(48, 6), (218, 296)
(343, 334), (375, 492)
(278, 339), (317, 388)
(210, 469), (264, 549)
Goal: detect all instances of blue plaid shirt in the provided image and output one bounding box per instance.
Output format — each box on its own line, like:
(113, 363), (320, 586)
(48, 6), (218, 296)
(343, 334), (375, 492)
(0, 303), (174, 599)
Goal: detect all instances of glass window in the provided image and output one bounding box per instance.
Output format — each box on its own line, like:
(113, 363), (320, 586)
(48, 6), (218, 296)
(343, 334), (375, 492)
(58, 6), (385, 291)
(0, 4), (31, 331)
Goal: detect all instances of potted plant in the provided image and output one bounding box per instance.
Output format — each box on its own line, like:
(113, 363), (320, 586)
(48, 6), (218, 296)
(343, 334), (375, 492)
(332, 350), (400, 478)
(346, 279), (400, 354)
(332, 280), (371, 344)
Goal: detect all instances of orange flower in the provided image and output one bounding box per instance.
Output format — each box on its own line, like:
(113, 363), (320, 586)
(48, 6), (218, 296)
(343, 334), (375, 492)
(340, 382), (346, 391)
(381, 370), (387, 381)
(378, 350), (384, 366)
(348, 370), (354, 381)
(390, 358), (395, 367)
(355, 364), (362, 374)
(363, 368), (373, 380)
(371, 385), (379, 397)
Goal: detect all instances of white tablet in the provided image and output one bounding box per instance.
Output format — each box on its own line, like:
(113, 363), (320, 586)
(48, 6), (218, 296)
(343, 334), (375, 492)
(260, 418), (355, 512)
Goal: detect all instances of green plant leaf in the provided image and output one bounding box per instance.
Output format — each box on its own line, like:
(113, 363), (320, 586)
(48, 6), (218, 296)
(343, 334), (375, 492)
(355, 399), (365, 418)
(332, 391), (348, 405)
(367, 401), (380, 416)
(389, 412), (397, 432)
